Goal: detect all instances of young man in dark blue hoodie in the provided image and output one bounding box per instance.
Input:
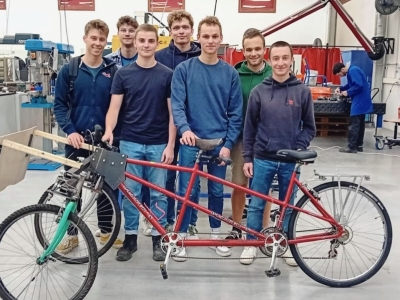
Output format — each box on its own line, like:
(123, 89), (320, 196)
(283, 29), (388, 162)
(240, 41), (316, 267)
(54, 19), (123, 253)
(154, 10), (201, 236)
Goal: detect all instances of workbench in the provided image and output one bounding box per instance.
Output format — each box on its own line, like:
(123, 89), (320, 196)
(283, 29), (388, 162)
(313, 100), (387, 149)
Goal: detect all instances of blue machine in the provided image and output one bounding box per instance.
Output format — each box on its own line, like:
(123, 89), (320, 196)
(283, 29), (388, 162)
(22, 39), (74, 170)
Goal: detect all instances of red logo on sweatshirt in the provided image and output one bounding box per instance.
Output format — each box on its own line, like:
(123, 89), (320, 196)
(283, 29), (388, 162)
(102, 72), (111, 78)
(288, 99), (294, 105)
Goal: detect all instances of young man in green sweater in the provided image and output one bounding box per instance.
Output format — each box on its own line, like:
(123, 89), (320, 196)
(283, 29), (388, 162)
(227, 28), (272, 240)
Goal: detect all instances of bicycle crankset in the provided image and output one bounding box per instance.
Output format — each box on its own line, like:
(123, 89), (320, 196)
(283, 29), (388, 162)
(160, 232), (184, 255)
(259, 227), (288, 258)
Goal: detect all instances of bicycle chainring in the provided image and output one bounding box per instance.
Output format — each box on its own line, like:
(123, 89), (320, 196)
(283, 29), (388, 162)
(259, 227), (288, 258)
(160, 233), (184, 255)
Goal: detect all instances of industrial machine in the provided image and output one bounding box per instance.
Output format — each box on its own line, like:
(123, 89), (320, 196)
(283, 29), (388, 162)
(259, 0), (394, 61)
(25, 40), (73, 104)
(20, 39), (74, 170)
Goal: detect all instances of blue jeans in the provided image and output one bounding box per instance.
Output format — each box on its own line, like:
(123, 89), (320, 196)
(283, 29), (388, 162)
(119, 141), (168, 236)
(143, 136), (181, 225)
(177, 144), (227, 233)
(246, 159), (298, 240)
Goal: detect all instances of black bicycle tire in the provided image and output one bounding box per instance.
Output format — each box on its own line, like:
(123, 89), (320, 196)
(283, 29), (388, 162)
(0, 204), (98, 300)
(288, 181), (392, 287)
(34, 183), (121, 263)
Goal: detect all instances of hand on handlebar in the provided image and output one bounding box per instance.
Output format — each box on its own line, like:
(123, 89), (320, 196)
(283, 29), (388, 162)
(218, 147), (231, 166)
(102, 130), (114, 146)
(68, 132), (84, 149)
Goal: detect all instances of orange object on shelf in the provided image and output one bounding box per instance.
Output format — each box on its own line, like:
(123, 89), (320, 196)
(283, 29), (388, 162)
(310, 87), (331, 100)
(296, 73), (304, 81)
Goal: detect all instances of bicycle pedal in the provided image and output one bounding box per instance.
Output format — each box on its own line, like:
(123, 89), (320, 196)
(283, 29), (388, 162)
(160, 264), (168, 280)
(265, 268), (281, 278)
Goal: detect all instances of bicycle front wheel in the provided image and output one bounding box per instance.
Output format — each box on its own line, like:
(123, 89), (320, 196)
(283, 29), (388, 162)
(288, 181), (392, 287)
(35, 182), (121, 263)
(0, 204), (98, 300)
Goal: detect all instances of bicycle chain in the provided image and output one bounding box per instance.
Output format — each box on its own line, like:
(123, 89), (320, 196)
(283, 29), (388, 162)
(176, 227), (335, 260)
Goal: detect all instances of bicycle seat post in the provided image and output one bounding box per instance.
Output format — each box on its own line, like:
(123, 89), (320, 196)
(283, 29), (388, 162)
(195, 150), (204, 164)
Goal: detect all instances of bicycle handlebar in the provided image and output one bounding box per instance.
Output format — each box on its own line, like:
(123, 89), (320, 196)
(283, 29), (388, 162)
(201, 154), (232, 166)
(83, 125), (117, 152)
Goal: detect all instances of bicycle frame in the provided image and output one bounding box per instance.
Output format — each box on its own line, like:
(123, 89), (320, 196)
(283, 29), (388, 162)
(118, 157), (344, 248)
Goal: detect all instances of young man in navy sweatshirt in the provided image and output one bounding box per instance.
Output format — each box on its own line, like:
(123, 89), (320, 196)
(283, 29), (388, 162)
(103, 24), (175, 262)
(54, 19), (123, 254)
(239, 41), (316, 266)
(333, 63), (373, 153)
(154, 10), (201, 236)
(171, 16), (243, 261)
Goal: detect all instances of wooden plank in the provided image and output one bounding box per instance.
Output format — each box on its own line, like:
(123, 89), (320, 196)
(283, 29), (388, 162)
(34, 130), (98, 152)
(2, 140), (82, 170)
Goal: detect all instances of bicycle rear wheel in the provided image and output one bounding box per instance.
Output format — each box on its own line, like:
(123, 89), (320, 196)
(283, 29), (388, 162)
(288, 181), (392, 287)
(0, 204), (98, 300)
(35, 181), (121, 263)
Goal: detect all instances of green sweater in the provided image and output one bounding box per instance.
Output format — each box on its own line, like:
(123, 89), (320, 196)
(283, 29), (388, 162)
(235, 60), (272, 137)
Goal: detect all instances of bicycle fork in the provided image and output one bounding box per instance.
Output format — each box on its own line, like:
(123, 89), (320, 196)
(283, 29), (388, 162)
(37, 171), (88, 264)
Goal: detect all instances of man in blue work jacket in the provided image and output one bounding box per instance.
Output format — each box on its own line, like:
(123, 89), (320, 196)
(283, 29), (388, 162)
(333, 62), (373, 153)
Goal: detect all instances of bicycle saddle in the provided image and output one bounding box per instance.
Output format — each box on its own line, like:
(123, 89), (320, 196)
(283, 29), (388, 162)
(277, 149), (318, 161)
(195, 138), (223, 151)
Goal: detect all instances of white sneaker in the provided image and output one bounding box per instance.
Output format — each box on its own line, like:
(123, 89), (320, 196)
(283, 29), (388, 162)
(140, 214), (152, 237)
(284, 248), (298, 267)
(95, 229), (101, 237)
(240, 246), (257, 265)
(172, 247), (187, 262)
(210, 234), (232, 257)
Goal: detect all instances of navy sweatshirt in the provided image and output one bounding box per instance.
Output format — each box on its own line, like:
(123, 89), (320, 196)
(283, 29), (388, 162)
(243, 75), (316, 163)
(54, 57), (117, 135)
(171, 57), (243, 150)
(155, 40), (201, 70)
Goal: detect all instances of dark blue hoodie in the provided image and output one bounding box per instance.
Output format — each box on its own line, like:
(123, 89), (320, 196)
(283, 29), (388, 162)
(243, 75), (316, 163)
(54, 57), (117, 136)
(155, 40), (201, 70)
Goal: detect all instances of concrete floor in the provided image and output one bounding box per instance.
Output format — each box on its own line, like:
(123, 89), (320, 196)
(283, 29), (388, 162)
(0, 126), (399, 299)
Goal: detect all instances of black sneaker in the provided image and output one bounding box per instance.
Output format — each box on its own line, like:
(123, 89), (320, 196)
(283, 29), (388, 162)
(357, 146), (363, 152)
(339, 147), (357, 153)
(225, 228), (242, 248)
(152, 235), (166, 261)
(116, 234), (137, 262)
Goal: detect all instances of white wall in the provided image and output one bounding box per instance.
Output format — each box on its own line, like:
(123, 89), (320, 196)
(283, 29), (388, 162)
(0, 0), (329, 52)
(335, 0), (400, 129)
(335, 0), (377, 47)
